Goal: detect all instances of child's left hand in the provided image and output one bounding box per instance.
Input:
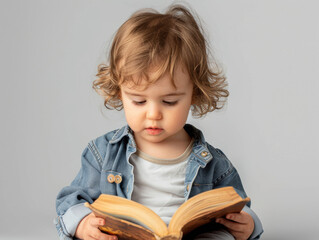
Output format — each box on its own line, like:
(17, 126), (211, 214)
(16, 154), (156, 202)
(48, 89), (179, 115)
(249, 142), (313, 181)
(216, 210), (254, 240)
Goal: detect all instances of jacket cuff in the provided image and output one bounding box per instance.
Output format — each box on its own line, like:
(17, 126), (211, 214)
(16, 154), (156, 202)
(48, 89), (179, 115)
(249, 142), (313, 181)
(242, 205), (264, 239)
(55, 203), (92, 238)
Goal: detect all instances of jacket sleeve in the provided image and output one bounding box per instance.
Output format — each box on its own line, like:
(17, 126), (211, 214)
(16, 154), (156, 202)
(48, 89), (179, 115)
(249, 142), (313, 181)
(212, 148), (264, 240)
(54, 145), (102, 239)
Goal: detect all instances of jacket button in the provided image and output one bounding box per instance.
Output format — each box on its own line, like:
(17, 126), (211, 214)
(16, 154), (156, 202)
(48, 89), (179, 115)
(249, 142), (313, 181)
(187, 184), (190, 191)
(115, 175), (122, 184)
(201, 151), (208, 157)
(107, 174), (115, 183)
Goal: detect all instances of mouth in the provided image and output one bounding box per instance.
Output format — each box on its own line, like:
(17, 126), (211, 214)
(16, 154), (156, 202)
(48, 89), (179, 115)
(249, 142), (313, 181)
(145, 127), (163, 135)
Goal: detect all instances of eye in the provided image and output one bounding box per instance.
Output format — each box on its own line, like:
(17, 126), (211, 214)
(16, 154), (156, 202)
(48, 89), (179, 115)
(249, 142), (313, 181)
(163, 100), (178, 106)
(133, 100), (146, 105)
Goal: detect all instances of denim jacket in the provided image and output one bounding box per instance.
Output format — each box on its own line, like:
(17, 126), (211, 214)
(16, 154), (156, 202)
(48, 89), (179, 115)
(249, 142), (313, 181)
(55, 124), (263, 239)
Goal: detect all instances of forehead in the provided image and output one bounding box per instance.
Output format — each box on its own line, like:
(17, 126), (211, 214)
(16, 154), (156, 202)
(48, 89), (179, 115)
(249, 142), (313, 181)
(121, 64), (192, 91)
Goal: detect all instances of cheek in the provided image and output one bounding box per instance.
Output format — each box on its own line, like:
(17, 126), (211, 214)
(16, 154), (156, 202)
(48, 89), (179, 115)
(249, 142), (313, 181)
(123, 105), (144, 130)
(122, 102), (133, 120)
(168, 105), (191, 127)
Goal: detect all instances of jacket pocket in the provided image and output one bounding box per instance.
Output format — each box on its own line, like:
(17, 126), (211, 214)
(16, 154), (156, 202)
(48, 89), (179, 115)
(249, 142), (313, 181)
(100, 170), (125, 196)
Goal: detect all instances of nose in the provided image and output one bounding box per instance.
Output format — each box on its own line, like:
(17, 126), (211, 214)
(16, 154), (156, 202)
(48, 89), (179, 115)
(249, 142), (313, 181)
(146, 102), (162, 120)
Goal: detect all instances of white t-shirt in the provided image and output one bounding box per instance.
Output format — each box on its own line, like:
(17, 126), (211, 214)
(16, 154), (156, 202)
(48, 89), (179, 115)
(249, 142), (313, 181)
(129, 139), (194, 225)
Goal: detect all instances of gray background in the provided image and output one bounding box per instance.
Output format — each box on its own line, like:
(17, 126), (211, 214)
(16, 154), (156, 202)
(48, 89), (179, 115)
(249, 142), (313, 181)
(1, 0), (318, 239)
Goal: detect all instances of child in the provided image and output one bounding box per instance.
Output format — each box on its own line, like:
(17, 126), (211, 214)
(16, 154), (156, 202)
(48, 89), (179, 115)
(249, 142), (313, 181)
(55, 4), (263, 240)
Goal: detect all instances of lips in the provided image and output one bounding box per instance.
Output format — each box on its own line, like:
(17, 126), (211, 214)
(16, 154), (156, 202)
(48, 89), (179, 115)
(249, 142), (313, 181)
(146, 127), (163, 135)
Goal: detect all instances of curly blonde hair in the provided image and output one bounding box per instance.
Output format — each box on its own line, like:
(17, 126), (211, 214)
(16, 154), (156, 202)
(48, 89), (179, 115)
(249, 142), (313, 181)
(93, 5), (229, 117)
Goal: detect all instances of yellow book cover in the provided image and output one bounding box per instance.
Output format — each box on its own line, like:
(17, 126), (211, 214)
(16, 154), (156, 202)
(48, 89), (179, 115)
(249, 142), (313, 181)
(85, 186), (250, 240)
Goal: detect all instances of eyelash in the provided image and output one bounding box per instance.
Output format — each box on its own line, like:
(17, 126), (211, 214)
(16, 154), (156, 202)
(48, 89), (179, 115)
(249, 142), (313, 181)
(163, 100), (178, 106)
(133, 101), (146, 105)
(132, 101), (178, 106)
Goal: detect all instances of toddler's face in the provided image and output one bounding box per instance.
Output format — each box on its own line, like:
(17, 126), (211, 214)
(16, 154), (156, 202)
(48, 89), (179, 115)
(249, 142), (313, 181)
(120, 64), (193, 148)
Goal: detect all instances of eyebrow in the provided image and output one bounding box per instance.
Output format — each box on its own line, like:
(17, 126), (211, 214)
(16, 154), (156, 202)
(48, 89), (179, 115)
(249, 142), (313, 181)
(123, 91), (186, 97)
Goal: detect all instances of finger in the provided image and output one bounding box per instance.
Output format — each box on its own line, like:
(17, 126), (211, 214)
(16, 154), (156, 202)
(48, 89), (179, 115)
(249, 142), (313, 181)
(216, 218), (246, 233)
(225, 211), (250, 224)
(89, 216), (105, 228)
(102, 234), (118, 240)
(89, 228), (118, 240)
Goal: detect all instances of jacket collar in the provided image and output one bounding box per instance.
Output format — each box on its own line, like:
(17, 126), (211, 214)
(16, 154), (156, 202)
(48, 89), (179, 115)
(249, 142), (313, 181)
(184, 124), (213, 167)
(109, 124), (213, 166)
(109, 125), (136, 147)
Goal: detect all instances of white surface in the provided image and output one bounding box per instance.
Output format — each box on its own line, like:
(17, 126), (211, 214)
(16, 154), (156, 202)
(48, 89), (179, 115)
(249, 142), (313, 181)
(1, 0), (318, 239)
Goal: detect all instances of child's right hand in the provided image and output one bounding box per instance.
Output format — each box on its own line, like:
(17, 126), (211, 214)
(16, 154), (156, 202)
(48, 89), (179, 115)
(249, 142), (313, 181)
(75, 213), (118, 240)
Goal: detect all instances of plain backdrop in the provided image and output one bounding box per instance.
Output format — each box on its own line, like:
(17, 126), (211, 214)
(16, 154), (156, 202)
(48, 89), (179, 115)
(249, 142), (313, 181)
(0, 0), (318, 239)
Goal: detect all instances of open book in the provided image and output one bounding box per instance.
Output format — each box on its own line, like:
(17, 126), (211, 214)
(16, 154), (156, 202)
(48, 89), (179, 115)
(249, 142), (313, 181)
(85, 186), (250, 240)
